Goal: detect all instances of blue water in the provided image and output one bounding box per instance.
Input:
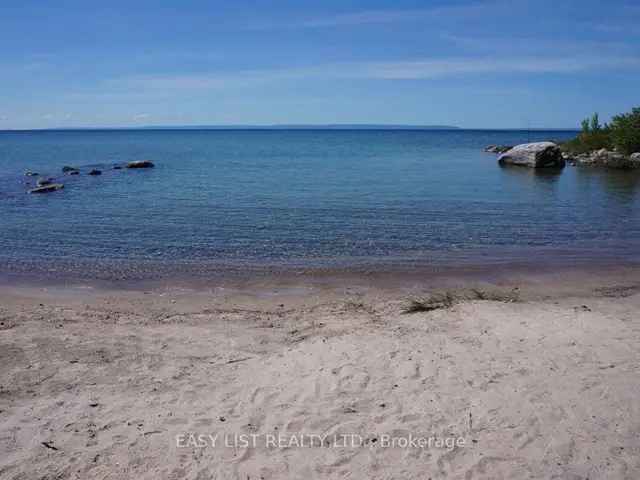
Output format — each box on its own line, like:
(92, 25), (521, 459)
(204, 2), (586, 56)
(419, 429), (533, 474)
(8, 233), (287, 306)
(1, 129), (639, 280)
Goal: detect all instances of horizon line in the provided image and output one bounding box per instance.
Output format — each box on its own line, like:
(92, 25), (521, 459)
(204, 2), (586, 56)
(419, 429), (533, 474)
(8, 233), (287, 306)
(0, 124), (581, 132)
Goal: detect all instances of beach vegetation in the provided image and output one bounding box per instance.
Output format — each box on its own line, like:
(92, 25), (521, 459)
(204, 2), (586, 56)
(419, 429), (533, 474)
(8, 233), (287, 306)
(403, 288), (519, 313)
(562, 112), (612, 154)
(609, 107), (640, 155)
(562, 107), (640, 155)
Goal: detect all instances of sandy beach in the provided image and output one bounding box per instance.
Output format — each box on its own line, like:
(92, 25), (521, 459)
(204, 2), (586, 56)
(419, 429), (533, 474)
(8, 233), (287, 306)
(1, 268), (639, 479)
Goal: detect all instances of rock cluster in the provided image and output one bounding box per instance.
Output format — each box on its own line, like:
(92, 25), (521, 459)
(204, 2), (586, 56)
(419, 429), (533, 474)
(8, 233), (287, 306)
(22, 160), (155, 194)
(565, 149), (640, 169)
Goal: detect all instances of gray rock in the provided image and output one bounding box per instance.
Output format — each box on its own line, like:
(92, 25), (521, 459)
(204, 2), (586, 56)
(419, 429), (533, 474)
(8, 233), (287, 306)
(62, 166), (79, 173)
(126, 160), (155, 169)
(498, 142), (565, 168)
(29, 183), (64, 194)
(88, 169), (102, 176)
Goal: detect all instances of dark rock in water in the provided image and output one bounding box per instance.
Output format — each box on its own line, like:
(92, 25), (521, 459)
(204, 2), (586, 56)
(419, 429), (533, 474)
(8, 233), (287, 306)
(25, 171), (39, 177)
(62, 166), (79, 173)
(113, 165), (123, 170)
(485, 145), (513, 154)
(498, 142), (565, 168)
(88, 169), (102, 176)
(68, 170), (80, 175)
(126, 160), (155, 169)
(29, 183), (64, 194)
(561, 152), (577, 166)
(37, 178), (54, 187)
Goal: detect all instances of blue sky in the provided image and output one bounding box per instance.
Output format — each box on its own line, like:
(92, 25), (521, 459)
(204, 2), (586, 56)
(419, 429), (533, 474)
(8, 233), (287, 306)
(1, 0), (639, 129)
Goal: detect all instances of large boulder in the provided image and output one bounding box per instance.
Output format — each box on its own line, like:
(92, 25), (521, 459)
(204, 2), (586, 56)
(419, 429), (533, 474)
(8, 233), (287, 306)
(498, 142), (565, 168)
(126, 160), (154, 169)
(29, 183), (64, 194)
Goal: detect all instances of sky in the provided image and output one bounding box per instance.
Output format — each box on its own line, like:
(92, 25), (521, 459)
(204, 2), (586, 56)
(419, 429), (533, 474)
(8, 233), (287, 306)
(1, 0), (639, 129)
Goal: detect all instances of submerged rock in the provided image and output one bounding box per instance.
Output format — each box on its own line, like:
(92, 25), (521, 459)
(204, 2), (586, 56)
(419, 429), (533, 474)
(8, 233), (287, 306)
(126, 160), (155, 169)
(498, 142), (565, 168)
(561, 152), (576, 166)
(88, 169), (102, 176)
(29, 183), (64, 194)
(25, 171), (39, 177)
(485, 145), (513, 154)
(62, 166), (79, 173)
(36, 178), (54, 186)
(113, 165), (123, 170)
(68, 170), (80, 175)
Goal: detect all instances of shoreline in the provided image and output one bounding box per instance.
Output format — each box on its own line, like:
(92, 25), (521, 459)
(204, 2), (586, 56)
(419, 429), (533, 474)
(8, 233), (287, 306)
(2, 258), (640, 301)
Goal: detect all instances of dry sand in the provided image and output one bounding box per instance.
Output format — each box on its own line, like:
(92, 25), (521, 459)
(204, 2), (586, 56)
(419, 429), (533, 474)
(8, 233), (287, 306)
(1, 270), (640, 479)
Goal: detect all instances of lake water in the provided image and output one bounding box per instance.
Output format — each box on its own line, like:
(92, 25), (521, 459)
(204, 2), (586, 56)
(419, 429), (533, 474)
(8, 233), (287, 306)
(1, 129), (639, 281)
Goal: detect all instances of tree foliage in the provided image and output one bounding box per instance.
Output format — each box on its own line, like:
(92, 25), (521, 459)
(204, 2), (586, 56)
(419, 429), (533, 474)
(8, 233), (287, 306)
(609, 107), (640, 155)
(563, 108), (640, 155)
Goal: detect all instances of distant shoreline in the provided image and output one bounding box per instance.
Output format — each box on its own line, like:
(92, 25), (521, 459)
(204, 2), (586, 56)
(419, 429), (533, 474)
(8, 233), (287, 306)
(0, 125), (580, 133)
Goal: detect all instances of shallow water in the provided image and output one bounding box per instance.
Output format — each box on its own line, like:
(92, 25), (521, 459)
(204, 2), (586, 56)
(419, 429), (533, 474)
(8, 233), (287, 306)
(1, 128), (639, 280)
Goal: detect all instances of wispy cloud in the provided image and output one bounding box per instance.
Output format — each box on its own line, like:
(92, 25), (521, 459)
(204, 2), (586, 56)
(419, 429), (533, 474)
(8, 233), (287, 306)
(440, 33), (635, 54)
(583, 3), (640, 35)
(249, 2), (496, 29)
(588, 22), (640, 35)
(298, 6), (470, 28)
(106, 55), (640, 92)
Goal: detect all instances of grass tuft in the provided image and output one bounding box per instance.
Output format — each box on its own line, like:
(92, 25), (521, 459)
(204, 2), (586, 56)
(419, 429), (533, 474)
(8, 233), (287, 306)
(403, 288), (519, 314)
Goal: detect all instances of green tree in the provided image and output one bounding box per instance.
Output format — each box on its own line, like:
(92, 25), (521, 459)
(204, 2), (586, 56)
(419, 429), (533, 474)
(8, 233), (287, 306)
(581, 118), (590, 134)
(609, 107), (640, 155)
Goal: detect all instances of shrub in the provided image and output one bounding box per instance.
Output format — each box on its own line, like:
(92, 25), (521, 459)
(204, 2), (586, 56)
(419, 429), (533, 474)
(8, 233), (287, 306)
(609, 107), (640, 155)
(561, 112), (611, 154)
(562, 108), (640, 155)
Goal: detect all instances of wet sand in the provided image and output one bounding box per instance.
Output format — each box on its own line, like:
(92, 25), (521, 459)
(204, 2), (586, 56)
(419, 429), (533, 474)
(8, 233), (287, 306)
(1, 267), (640, 479)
